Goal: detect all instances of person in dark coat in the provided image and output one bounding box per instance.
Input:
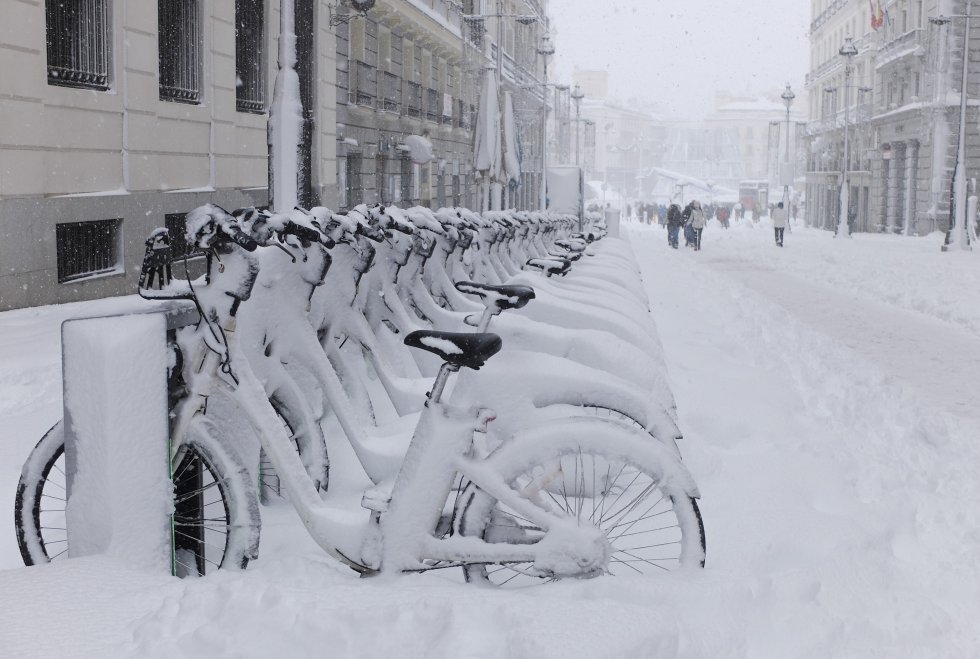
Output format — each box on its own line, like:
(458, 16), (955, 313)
(666, 204), (683, 248)
(681, 202), (696, 247)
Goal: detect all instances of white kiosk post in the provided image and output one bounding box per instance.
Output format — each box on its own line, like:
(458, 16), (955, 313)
(62, 302), (196, 573)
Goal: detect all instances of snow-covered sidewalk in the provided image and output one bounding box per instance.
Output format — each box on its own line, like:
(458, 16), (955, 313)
(0, 223), (977, 657)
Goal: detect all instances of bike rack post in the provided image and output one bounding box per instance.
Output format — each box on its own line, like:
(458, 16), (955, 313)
(61, 302), (197, 573)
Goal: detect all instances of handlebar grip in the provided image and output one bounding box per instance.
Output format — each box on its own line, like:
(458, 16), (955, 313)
(283, 220), (324, 244)
(223, 224), (259, 251)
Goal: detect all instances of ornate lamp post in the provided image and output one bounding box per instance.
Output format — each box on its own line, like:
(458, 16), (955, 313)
(571, 83), (585, 166)
(836, 37), (858, 239)
(781, 83), (796, 225)
(536, 34), (555, 210)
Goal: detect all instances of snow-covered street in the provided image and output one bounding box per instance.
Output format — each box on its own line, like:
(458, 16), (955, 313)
(1, 221), (979, 658)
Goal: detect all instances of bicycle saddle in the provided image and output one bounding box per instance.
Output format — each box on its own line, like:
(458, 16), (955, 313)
(454, 281), (535, 311)
(525, 258), (571, 277)
(403, 330), (502, 370)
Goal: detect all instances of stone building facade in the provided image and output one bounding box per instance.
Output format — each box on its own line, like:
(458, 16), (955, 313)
(0, 0), (338, 310)
(805, 0), (979, 235)
(0, 0), (554, 310)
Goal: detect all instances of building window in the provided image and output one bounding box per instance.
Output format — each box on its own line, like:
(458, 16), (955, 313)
(159, 0), (202, 104)
(346, 155), (363, 207)
(46, 0), (111, 90)
(376, 156), (388, 204)
(381, 71), (400, 111)
(400, 156), (413, 204)
(425, 88), (441, 122)
(55, 219), (122, 283)
(235, 0), (265, 113)
(404, 81), (422, 117)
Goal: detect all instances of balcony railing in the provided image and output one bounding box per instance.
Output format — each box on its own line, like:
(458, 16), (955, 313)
(805, 34), (875, 86)
(805, 102), (874, 136)
(875, 29), (926, 69)
(810, 0), (848, 33)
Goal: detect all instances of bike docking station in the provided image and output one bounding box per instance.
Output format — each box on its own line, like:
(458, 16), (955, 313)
(60, 300), (198, 573)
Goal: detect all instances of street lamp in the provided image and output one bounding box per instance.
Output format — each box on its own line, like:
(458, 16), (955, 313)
(836, 36), (859, 239)
(536, 34), (555, 210)
(571, 83), (585, 167)
(781, 83), (796, 226)
(931, 4), (974, 251)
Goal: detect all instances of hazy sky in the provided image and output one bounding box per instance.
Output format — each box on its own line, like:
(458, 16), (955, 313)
(547, 0), (811, 118)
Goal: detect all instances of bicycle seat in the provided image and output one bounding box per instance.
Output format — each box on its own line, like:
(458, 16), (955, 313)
(403, 330), (502, 370)
(525, 258), (571, 277)
(454, 281), (535, 311)
(554, 239), (587, 253)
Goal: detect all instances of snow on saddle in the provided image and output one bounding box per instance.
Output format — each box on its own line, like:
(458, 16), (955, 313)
(454, 281), (535, 311)
(403, 330), (502, 370)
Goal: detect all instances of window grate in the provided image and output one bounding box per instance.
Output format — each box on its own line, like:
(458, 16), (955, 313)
(159, 0), (202, 104)
(46, 0), (111, 90)
(235, 0), (265, 113)
(56, 219), (121, 283)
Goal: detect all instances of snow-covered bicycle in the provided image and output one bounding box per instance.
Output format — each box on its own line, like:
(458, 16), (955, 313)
(15, 205), (705, 584)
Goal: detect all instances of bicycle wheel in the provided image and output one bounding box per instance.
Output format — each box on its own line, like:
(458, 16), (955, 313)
(13, 417), (260, 576)
(455, 419), (705, 586)
(560, 403), (682, 457)
(172, 417), (261, 576)
(258, 395), (330, 502)
(14, 421), (68, 565)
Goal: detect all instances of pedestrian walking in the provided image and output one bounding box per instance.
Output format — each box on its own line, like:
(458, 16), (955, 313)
(772, 201), (788, 247)
(666, 203), (683, 248)
(687, 200), (706, 251)
(718, 205), (731, 229)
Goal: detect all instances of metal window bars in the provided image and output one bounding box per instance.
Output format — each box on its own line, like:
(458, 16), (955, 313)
(159, 0), (202, 104)
(55, 219), (121, 283)
(235, 0), (265, 113)
(46, 0), (111, 90)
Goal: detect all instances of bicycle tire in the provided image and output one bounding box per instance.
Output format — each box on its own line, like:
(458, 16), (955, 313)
(455, 418), (705, 586)
(13, 417), (260, 576)
(259, 395), (330, 502)
(173, 417), (261, 575)
(14, 421), (68, 566)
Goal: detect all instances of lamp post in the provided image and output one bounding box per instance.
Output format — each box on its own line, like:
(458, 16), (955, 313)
(932, 3), (974, 251)
(781, 83), (796, 227)
(571, 83), (585, 167)
(536, 34), (555, 210)
(835, 37), (859, 238)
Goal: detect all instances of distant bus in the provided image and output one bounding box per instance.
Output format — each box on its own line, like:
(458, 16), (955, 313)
(739, 180), (769, 212)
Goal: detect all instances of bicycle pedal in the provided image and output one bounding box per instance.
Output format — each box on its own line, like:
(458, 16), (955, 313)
(361, 481), (394, 513)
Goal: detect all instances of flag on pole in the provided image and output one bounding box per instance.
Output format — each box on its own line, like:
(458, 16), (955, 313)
(871, 0), (884, 30)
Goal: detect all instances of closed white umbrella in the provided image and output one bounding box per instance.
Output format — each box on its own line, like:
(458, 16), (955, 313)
(473, 71), (501, 212)
(501, 91), (521, 208)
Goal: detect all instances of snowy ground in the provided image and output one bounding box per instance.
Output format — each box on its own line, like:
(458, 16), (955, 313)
(1, 218), (979, 658)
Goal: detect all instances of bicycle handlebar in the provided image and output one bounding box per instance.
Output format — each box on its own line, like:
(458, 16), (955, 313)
(221, 223), (259, 252)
